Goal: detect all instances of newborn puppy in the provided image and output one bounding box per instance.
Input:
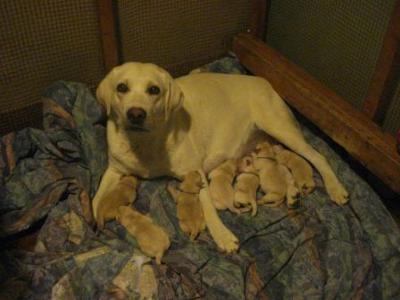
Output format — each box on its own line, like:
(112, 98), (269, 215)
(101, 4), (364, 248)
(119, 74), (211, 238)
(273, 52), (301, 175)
(234, 156), (259, 216)
(208, 159), (240, 213)
(273, 145), (315, 196)
(253, 141), (287, 207)
(167, 171), (205, 240)
(96, 175), (138, 229)
(117, 206), (170, 264)
(279, 164), (300, 207)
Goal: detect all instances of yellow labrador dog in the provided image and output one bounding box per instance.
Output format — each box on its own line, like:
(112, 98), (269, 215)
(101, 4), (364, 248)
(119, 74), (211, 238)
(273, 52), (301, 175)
(92, 62), (348, 252)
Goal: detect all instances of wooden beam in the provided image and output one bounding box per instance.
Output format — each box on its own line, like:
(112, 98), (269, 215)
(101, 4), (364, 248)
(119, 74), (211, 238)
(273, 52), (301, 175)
(98, 0), (119, 73)
(248, 0), (267, 39)
(233, 33), (400, 193)
(363, 0), (400, 123)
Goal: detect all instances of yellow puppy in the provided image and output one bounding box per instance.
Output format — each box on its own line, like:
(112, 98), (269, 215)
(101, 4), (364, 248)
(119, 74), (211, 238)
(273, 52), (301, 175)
(208, 159), (240, 213)
(117, 206), (170, 264)
(96, 175), (138, 229)
(234, 156), (259, 216)
(253, 141), (287, 207)
(167, 171), (205, 240)
(273, 145), (315, 196)
(278, 164), (300, 207)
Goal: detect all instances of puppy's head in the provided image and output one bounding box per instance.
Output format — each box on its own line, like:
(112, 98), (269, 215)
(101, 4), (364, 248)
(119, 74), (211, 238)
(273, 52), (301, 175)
(96, 62), (183, 131)
(184, 171), (203, 188)
(255, 141), (274, 157)
(238, 156), (253, 172)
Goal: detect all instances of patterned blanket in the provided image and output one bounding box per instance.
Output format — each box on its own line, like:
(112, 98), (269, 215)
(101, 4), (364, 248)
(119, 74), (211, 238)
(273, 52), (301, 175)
(1, 57), (399, 299)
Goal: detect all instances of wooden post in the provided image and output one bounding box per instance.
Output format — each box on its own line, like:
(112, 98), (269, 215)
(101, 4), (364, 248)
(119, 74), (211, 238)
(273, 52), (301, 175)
(248, 0), (267, 39)
(233, 33), (400, 194)
(363, 0), (400, 123)
(98, 0), (119, 73)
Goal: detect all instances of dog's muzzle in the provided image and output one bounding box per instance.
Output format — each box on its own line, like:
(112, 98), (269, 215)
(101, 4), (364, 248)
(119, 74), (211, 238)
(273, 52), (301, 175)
(126, 107), (147, 129)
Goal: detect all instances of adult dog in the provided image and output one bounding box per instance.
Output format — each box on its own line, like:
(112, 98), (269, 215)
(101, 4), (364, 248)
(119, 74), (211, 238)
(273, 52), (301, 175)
(92, 62), (348, 252)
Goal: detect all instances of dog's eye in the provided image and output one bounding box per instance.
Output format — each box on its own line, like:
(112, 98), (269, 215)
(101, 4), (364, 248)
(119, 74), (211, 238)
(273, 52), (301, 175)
(147, 85), (160, 95)
(117, 83), (129, 93)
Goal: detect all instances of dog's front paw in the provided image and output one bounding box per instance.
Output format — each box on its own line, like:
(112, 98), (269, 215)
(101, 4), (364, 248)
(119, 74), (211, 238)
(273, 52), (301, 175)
(211, 225), (239, 253)
(326, 179), (349, 205)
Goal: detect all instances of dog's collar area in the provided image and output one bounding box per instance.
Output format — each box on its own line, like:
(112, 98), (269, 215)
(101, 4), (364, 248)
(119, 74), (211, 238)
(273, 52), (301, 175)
(176, 187), (199, 195)
(256, 156), (277, 161)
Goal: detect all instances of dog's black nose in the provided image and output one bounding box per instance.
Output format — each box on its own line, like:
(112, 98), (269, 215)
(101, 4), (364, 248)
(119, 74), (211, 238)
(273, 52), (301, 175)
(127, 107), (147, 125)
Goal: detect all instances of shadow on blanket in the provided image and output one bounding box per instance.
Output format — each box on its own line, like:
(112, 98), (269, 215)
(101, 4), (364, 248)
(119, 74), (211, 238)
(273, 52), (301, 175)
(1, 57), (400, 299)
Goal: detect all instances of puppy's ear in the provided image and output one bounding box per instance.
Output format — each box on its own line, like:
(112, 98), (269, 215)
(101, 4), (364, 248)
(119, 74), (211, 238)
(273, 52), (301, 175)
(164, 78), (183, 121)
(96, 71), (114, 116)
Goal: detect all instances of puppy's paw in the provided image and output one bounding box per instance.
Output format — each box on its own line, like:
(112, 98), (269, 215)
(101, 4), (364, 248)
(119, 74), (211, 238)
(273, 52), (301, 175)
(258, 194), (285, 207)
(326, 180), (349, 205)
(179, 217), (204, 240)
(298, 179), (316, 196)
(286, 188), (300, 208)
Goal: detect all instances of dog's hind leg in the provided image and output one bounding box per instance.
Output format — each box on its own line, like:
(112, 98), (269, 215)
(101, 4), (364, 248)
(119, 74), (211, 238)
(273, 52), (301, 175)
(253, 93), (348, 204)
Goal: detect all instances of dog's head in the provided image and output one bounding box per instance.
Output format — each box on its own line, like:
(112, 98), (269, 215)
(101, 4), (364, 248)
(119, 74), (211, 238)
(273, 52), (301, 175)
(96, 62), (183, 131)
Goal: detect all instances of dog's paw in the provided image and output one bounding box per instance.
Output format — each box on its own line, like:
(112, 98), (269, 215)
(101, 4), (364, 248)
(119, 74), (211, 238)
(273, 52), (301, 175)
(326, 180), (349, 205)
(212, 226), (239, 253)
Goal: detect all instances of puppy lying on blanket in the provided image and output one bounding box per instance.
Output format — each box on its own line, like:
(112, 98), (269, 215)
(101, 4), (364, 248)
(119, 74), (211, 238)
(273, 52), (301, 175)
(92, 62), (348, 252)
(167, 171), (205, 240)
(279, 164), (301, 208)
(253, 141), (287, 206)
(253, 141), (308, 207)
(273, 144), (315, 196)
(96, 175), (137, 229)
(208, 159), (241, 214)
(117, 206), (170, 264)
(234, 156), (259, 216)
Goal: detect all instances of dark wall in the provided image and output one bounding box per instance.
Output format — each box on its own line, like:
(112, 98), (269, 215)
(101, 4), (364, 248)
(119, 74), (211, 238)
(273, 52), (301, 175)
(266, 0), (399, 135)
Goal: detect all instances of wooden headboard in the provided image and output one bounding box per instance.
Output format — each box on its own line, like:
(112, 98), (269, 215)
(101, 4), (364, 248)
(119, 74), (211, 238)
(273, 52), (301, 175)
(232, 1), (400, 194)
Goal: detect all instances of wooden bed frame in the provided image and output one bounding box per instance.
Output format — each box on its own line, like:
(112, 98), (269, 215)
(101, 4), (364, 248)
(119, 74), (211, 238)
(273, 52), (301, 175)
(97, 0), (400, 194)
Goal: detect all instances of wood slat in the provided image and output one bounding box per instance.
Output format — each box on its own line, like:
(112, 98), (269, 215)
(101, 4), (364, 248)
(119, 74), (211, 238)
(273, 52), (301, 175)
(98, 0), (119, 73)
(233, 33), (400, 193)
(363, 0), (400, 123)
(248, 0), (267, 38)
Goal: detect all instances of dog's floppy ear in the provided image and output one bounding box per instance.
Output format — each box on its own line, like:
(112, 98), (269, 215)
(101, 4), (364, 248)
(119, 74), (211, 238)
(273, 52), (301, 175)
(96, 71), (114, 116)
(164, 77), (183, 121)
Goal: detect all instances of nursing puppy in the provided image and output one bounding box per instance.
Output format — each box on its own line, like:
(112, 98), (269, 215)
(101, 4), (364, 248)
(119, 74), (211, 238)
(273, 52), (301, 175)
(92, 62), (348, 253)
(234, 156), (259, 216)
(279, 165), (301, 207)
(117, 206), (170, 264)
(208, 159), (240, 214)
(253, 141), (287, 206)
(273, 144), (315, 196)
(96, 175), (138, 229)
(167, 171), (205, 240)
